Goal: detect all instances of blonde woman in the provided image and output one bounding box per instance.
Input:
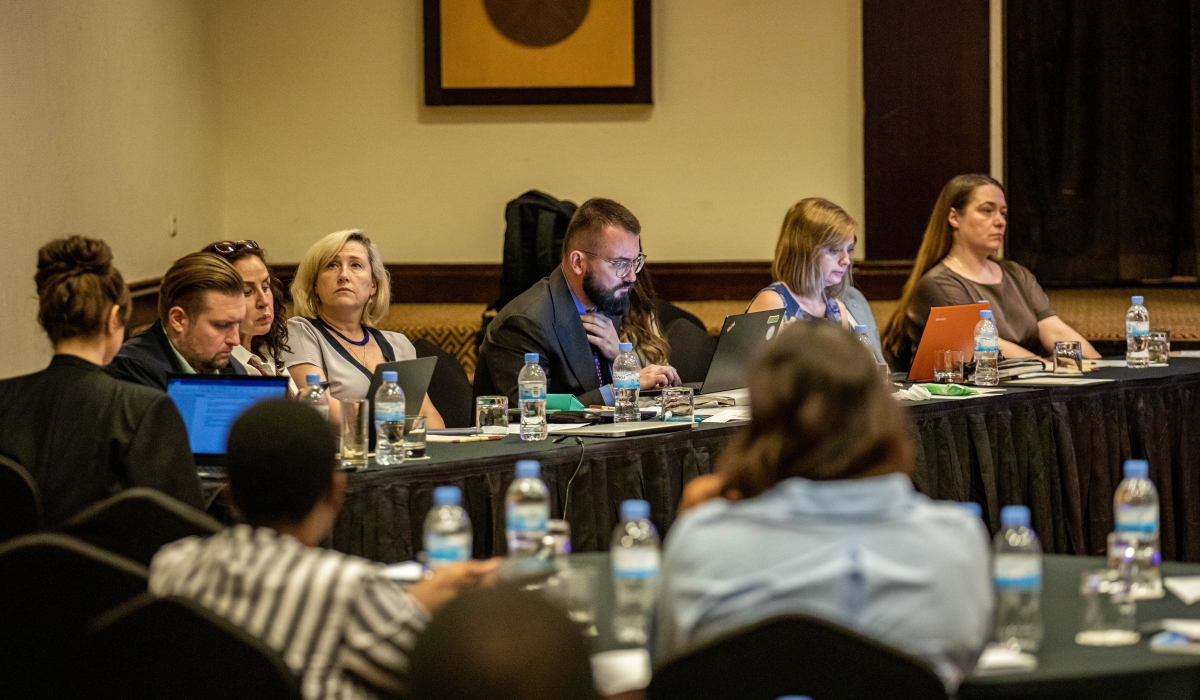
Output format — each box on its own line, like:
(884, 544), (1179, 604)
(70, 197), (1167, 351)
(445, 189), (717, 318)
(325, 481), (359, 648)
(746, 198), (882, 361)
(283, 229), (444, 428)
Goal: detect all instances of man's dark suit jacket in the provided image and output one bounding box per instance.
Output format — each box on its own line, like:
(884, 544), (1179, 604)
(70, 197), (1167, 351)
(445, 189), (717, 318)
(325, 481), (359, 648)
(475, 266), (613, 406)
(0, 354), (203, 527)
(106, 321), (246, 391)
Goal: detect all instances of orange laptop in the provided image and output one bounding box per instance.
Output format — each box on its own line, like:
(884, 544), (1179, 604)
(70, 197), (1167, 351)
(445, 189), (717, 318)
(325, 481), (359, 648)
(906, 302), (990, 382)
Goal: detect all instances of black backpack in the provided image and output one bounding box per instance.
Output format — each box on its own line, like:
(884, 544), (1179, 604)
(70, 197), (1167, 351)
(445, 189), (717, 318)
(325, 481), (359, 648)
(478, 191), (578, 348)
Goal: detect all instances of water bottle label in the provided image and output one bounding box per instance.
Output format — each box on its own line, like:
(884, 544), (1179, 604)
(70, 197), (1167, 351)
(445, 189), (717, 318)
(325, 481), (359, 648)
(1115, 505), (1158, 536)
(614, 371), (640, 390)
(994, 554), (1042, 590)
(612, 548), (661, 580)
(976, 341), (998, 352)
(1127, 321), (1149, 337)
(376, 405), (405, 422)
(519, 384), (546, 401)
(507, 503), (547, 533)
(426, 534), (471, 567)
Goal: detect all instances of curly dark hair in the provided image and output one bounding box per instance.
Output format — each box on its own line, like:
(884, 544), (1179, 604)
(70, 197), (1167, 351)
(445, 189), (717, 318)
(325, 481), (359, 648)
(36, 236), (131, 344)
(199, 241), (291, 368)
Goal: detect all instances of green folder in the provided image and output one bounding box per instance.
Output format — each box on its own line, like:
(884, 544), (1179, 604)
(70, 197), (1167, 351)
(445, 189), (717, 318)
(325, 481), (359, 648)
(917, 383), (979, 396)
(545, 394), (586, 412)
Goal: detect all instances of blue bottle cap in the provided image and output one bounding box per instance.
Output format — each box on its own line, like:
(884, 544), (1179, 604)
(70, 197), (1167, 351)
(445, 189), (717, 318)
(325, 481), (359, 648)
(1124, 459), (1149, 480)
(515, 460), (541, 479)
(1132, 295), (1144, 305)
(305, 374), (321, 384)
(433, 485), (462, 506)
(853, 325), (867, 333)
(960, 501), (983, 519)
(980, 310), (993, 319)
(524, 353), (539, 363)
(1000, 505), (1031, 528)
(619, 342), (633, 353)
(382, 371), (398, 382)
(621, 499), (650, 520)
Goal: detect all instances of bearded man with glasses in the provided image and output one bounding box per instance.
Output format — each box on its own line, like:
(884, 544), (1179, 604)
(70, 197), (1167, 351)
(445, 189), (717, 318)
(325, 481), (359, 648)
(476, 198), (680, 406)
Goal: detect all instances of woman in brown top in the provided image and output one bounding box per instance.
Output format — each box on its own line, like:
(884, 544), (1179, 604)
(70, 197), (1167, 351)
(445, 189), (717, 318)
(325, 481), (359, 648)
(881, 174), (1098, 368)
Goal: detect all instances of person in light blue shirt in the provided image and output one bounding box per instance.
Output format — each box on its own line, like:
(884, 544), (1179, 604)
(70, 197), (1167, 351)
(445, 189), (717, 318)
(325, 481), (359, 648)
(655, 321), (992, 690)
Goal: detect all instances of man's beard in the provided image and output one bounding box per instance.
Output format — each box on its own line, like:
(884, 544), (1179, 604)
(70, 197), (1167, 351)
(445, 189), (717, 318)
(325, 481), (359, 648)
(583, 269), (632, 317)
(178, 337), (230, 374)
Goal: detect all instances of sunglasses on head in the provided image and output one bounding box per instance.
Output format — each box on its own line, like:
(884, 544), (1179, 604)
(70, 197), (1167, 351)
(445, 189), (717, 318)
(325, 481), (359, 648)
(206, 240), (260, 256)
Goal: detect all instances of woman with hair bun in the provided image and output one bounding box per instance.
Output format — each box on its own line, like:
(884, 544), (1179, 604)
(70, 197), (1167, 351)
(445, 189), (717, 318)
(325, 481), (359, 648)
(0, 236), (202, 527)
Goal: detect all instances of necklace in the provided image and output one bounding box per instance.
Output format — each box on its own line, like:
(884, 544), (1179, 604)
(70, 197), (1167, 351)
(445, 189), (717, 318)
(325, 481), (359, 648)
(317, 316), (370, 346)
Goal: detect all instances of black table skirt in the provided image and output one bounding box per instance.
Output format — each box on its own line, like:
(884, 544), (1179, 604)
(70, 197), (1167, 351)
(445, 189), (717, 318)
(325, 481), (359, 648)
(326, 360), (1200, 564)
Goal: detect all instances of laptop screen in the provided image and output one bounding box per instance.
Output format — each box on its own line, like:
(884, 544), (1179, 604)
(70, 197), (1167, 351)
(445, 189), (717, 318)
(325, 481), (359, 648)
(167, 375), (290, 457)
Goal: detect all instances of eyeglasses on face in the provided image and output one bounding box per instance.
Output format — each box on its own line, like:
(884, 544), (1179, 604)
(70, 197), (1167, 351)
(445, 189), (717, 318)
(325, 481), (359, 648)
(206, 240), (260, 256)
(579, 250), (646, 277)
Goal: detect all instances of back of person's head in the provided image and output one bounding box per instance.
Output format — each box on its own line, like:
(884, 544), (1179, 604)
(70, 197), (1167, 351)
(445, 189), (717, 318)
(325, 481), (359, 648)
(772, 197), (857, 299)
(881, 173), (1003, 360)
(716, 322), (913, 500)
(290, 229), (391, 325)
(157, 252), (243, 324)
(35, 236), (131, 344)
(561, 198), (641, 260)
(410, 586), (600, 700)
(226, 399), (337, 527)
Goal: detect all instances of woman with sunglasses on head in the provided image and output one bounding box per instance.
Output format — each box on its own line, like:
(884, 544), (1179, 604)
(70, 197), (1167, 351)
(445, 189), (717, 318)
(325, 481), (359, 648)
(283, 229), (444, 428)
(747, 197), (884, 363)
(200, 240), (296, 393)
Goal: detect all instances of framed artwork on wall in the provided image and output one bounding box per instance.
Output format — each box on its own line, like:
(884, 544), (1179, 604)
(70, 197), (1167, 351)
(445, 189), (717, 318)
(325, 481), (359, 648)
(423, 0), (652, 105)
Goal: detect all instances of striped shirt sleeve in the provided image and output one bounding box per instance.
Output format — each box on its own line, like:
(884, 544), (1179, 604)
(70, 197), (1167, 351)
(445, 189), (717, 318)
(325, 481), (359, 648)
(335, 574), (429, 696)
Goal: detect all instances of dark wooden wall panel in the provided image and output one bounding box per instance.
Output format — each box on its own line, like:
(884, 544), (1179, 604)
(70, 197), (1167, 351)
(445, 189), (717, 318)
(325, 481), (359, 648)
(863, 0), (991, 262)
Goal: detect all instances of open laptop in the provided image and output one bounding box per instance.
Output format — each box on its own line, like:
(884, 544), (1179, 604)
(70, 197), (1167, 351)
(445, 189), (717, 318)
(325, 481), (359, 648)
(698, 310), (785, 395)
(906, 302), (989, 382)
(166, 374), (291, 475)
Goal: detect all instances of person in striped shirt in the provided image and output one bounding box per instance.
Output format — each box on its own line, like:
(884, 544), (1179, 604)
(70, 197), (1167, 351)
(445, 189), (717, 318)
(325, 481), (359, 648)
(150, 399), (498, 699)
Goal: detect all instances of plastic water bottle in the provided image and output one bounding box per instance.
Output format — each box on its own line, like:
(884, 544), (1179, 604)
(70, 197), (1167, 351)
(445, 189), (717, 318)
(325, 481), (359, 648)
(974, 310), (1000, 386)
(1113, 459), (1162, 599)
(611, 499), (660, 644)
(613, 342), (641, 423)
(375, 370), (406, 465)
(854, 324), (889, 384)
(993, 505), (1043, 652)
(1126, 295), (1150, 368)
(518, 353), (548, 441)
(424, 486), (471, 569)
(298, 374), (329, 421)
(506, 460), (549, 556)
(960, 501), (983, 519)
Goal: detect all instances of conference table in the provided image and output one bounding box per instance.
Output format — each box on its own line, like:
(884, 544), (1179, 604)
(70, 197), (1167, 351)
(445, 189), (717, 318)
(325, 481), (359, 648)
(574, 552), (1200, 699)
(325, 359), (1200, 564)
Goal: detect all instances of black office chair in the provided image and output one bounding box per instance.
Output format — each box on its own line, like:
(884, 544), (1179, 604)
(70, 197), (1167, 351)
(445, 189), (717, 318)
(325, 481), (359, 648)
(414, 337), (475, 428)
(61, 488), (223, 567)
(648, 614), (948, 700)
(74, 593), (301, 700)
(657, 298), (706, 333)
(0, 454), (42, 542)
(665, 317), (718, 385)
(0, 533), (147, 698)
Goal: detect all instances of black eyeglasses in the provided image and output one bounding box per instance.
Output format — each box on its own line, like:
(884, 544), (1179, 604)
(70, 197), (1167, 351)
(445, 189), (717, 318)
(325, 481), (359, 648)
(579, 251), (646, 277)
(206, 240), (260, 256)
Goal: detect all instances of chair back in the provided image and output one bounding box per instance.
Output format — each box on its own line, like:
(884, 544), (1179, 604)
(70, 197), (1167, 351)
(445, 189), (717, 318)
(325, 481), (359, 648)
(0, 533), (147, 697)
(664, 318), (718, 385)
(61, 487), (222, 566)
(74, 593), (301, 700)
(0, 454), (42, 541)
(414, 338), (476, 428)
(648, 614), (947, 700)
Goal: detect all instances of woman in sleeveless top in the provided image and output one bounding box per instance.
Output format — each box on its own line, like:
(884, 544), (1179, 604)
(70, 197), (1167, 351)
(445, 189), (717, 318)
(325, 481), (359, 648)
(282, 229), (445, 428)
(747, 198), (884, 363)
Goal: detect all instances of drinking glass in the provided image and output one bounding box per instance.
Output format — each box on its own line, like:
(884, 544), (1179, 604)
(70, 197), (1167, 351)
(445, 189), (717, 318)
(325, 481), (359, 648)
(1053, 341), (1084, 374)
(339, 399), (369, 470)
(403, 415), (428, 458)
(543, 562), (598, 637)
(475, 396), (509, 436)
(934, 350), (965, 383)
(1075, 569), (1140, 646)
(660, 387), (694, 422)
(1149, 329), (1171, 365)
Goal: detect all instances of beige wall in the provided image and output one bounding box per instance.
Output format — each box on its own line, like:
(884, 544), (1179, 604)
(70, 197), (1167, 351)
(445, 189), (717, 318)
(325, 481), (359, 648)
(219, 0), (865, 264)
(0, 0), (223, 377)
